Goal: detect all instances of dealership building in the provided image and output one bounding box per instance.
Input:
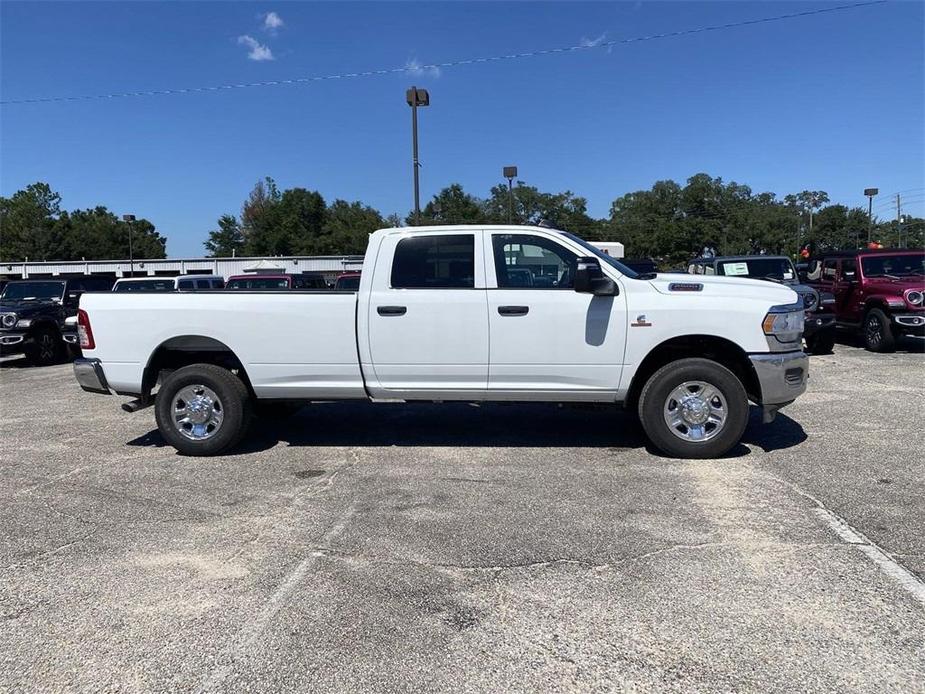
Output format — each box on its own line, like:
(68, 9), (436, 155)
(0, 254), (365, 284)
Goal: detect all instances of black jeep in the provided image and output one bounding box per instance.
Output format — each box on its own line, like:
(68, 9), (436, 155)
(0, 277), (113, 365)
(687, 255), (837, 354)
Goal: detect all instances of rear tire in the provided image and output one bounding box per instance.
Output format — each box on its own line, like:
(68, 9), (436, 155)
(638, 358), (749, 459)
(863, 308), (896, 352)
(155, 364), (252, 456)
(25, 327), (61, 366)
(806, 329), (835, 355)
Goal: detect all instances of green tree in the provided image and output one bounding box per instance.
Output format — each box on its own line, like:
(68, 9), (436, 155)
(0, 182), (62, 261)
(415, 184), (485, 225)
(318, 200), (384, 255)
(204, 214), (245, 257)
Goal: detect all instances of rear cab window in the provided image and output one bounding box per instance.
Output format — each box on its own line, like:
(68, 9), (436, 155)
(391, 234), (475, 289)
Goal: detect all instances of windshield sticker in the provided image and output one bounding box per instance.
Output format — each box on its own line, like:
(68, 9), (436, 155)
(722, 262), (749, 276)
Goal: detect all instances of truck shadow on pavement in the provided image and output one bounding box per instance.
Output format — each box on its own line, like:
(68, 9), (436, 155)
(128, 402), (806, 459)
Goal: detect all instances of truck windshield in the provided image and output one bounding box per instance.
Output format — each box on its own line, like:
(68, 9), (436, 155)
(1, 281), (66, 302)
(861, 253), (925, 278)
(717, 258), (796, 281)
(560, 232), (640, 279)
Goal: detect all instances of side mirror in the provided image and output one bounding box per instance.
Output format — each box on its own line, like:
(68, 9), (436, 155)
(66, 290), (83, 306)
(574, 257), (618, 296)
(797, 271), (808, 283)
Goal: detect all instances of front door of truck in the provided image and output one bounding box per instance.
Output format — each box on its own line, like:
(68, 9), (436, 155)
(363, 230), (489, 395)
(484, 231), (627, 399)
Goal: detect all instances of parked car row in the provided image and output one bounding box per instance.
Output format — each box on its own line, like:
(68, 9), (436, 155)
(0, 271), (362, 365)
(678, 247), (922, 353)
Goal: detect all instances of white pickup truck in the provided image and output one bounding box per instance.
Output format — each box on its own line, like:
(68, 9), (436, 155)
(73, 225), (808, 459)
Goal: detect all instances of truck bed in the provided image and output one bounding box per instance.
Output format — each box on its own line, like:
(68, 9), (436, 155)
(80, 291), (366, 399)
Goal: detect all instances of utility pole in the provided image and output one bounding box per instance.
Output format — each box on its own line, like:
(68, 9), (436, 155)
(896, 193), (902, 248)
(122, 214), (136, 277)
(406, 87), (430, 224)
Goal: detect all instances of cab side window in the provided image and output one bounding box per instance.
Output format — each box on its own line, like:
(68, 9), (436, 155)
(840, 259), (857, 280)
(178, 280), (194, 290)
(492, 234), (577, 289)
(391, 235), (475, 289)
(822, 259), (838, 280)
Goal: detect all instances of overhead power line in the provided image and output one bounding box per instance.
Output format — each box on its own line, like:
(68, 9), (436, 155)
(0, 0), (886, 106)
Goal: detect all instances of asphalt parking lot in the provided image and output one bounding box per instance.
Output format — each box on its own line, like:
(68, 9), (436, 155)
(1, 338), (923, 692)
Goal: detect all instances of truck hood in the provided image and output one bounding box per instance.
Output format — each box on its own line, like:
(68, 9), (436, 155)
(0, 300), (59, 317)
(861, 276), (925, 294)
(648, 273), (799, 304)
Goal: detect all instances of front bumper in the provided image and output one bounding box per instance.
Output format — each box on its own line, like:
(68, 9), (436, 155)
(73, 358), (111, 395)
(749, 350), (809, 422)
(0, 332), (28, 356)
(803, 312), (836, 337)
(893, 313), (925, 335)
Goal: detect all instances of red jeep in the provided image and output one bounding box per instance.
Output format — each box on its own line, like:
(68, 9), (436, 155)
(805, 249), (924, 351)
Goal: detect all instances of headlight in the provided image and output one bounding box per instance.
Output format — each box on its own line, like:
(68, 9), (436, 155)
(15, 318), (31, 328)
(802, 291), (818, 310)
(906, 289), (923, 306)
(762, 304), (804, 343)
(1, 313), (17, 328)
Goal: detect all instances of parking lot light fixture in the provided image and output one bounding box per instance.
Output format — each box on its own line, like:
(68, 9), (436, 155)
(503, 166), (518, 224)
(864, 188), (878, 244)
(406, 87), (430, 224)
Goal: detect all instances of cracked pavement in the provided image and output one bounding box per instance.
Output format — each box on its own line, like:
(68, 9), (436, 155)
(0, 337), (923, 692)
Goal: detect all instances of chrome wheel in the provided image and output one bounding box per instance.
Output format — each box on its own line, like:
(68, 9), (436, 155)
(663, 381), (727, 442)
(173, 384), (224, 441)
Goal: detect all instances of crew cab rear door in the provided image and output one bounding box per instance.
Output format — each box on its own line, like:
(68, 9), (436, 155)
(483, 230), (627, 399)
(362, 229), (489, 395)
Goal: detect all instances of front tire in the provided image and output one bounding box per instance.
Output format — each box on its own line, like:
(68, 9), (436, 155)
(154, 364), (253, 456)
(864, 308), (896, 352)
(638, 358), (749, 459)
(25, 327), (61, 366)
(806, 329), (835, 355)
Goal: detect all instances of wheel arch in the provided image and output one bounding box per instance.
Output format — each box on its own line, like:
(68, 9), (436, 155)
(142, 335), (253, 397)
(625, 334), (761, 411)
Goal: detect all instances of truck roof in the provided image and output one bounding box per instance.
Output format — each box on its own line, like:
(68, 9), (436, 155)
(374, 224), (568, 236)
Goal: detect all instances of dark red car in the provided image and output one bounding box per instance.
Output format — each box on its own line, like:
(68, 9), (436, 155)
(333, 272), (361, 291)
(805, 249), (924, 351)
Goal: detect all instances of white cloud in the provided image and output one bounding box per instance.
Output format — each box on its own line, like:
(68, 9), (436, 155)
(580, 33), (606, 48)
(263, 11), (284, 32)
(405, 59), (440, 79)
(238, 35), (274, 61)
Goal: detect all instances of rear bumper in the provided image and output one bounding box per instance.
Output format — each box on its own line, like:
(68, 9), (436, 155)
(749, 351), (808, 422)
(73, 358), (111, 395)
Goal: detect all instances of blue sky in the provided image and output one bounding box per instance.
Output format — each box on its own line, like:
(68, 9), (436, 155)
(2, 1), (923, 258)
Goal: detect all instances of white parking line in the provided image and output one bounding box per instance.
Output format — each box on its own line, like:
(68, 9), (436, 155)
(771, 475), (925, 606)
(813, 507), (925, 605)
(198, 503), (357, 693)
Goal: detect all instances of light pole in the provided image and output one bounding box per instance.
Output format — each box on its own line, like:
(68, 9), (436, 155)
(406, 87), (430, 224)
(864, 188), (878, 245)
(503, 166), (517, 224)
(122, 214), (136, 277)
